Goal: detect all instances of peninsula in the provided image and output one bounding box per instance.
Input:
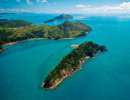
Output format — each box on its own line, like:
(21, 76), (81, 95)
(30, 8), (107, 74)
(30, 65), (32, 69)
(41, 41), (107, 90)
(44, 14), (73, 23)
(0, 20), (92, 52)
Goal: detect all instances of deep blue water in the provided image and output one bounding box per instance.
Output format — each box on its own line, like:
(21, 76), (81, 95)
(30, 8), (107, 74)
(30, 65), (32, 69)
(0, 13), (130, 100)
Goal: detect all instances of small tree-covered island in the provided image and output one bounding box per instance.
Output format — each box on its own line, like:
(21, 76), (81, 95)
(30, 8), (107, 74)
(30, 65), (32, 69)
(41, 42), (107, 90)
(0, 20), (92, 52)
(44, 14), (73, 23)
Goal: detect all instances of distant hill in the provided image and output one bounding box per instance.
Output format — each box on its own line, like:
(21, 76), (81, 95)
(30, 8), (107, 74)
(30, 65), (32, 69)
(0, 20), (32, 27)
(44, 14), (73, 23)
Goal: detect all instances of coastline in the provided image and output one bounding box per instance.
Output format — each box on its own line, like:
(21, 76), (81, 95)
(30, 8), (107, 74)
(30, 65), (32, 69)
(41, 56), (91, 90)
(3, 42), (18, 46)
(93, 51), (100, 59)
(1, 31), (90, 53)
(0, 48), (6, 53)
(41, 46), (100, 90)
(70, 44), (79, 48)
(2, 31), (90, 46)
(2, 37), (74, 47)
(0, 38), (74, 53)
(2, 38), (46, 47)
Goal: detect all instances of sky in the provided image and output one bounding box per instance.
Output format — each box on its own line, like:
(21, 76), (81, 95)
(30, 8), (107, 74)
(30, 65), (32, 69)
(0, 0), (130, 14)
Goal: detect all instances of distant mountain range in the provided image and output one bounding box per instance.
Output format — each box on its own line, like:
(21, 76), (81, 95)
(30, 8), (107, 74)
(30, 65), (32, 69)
(44, 14), (73, 23)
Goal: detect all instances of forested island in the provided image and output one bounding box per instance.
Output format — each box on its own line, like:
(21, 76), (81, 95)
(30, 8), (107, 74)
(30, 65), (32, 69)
(0, 19), (107, 90)
(41, 41), (107, 90)
(44, 14), (73, 23)
(0, 20), (32, 27)
(0, 20), (92, 52)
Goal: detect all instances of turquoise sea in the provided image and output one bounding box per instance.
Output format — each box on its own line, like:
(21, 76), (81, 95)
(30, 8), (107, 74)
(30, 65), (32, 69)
(0, 13), (130, 100)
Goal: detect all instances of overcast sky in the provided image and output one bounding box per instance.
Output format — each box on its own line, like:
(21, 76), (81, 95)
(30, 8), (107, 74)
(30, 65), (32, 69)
(0, 0), (130, 14)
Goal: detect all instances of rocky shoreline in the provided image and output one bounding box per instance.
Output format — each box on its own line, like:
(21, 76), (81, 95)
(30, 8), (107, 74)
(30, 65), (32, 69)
(41, 44), (102, 90)
(0, 48), (6, 53)
(41, 56), (91, 90)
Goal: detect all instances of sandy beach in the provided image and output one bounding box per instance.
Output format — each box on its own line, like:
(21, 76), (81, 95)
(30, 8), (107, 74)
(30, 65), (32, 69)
(70, 44), (79, 48)
(0, 48), (6, 53)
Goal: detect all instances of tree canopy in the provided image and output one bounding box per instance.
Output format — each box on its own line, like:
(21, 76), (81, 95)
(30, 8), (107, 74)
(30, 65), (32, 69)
(0, 20), (92, 50)
(43, 41), (107, 89)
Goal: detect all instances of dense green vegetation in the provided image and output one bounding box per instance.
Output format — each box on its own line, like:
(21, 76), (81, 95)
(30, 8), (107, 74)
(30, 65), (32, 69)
(44, 14), (73, 23)
(0, 20), (32, 27)
(0, 27), (14, 48)
(43, 41), (107, 89)
(0, 20), (92, 51)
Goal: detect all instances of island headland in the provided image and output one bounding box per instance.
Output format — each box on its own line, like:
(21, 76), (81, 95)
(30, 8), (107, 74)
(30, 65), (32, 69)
(0, 19), (107, 91)
(44, 14), (73, 23)
(0, 20), (92, 52)
(41, 41), (107, 90)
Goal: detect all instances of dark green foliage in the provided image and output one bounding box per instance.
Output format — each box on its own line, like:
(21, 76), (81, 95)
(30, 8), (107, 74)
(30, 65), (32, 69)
(43, 41), (107, 88)
(53, 14), (73, 20)
(44, 14), (73, 23)
(0, 41), (3, 49)
(57, 21), (92, 38)
(0, 20), (32, 27)
(100, 45), (107, 52)
(0, 27), (14, 49)
(44, 19), (55, 23)
(0, 20), (92, 50)
(54, 36), (61, 40)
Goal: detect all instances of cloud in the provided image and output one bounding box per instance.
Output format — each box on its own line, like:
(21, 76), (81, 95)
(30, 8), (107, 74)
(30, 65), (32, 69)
(47, 3), (50, 5)
(0, 9), (4, 12)
(0, 9), (30, 13)
(76, 4), (86, 8)
(53, 10), (61, 13)
(19, 9), (30, 12)
(53, 2), (56, 5)
(26, 0), (33, 5)
(81, 2), (130, 14)
(16, 0), (20, 2)
(37, 0), (47, 3)
(119, 2), (130, 9)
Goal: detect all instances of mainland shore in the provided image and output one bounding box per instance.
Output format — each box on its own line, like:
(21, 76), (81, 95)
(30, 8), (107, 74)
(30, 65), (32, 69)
(0, 31), (89, 53)
(0, 48), (6, 53)
(2, 37), (74, 47)
(2, 32), (89, 47)
(0, 38), (74, 53)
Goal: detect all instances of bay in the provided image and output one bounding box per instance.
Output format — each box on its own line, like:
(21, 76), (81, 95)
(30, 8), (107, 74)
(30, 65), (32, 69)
(0, 13), (130, 100)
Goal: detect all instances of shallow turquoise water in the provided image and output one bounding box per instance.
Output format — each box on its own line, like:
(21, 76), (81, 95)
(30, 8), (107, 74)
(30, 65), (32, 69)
(0, 13), (130, 100)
